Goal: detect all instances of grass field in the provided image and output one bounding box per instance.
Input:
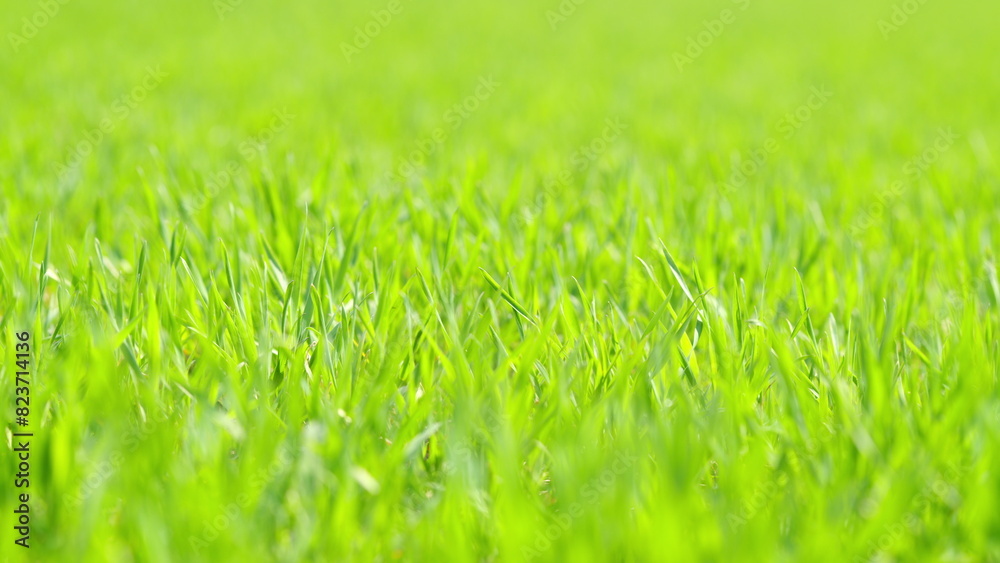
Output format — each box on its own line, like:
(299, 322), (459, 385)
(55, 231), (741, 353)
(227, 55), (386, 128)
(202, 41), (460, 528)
(2, 0), (1000, 561)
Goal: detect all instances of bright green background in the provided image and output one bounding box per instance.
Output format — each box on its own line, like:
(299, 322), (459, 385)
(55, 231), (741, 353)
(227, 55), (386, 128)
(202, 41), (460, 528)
(2, 0), (999, 561)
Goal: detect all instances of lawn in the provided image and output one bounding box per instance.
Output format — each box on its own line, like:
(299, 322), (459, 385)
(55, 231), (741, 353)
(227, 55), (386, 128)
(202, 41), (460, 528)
(1, 0), (999, 561)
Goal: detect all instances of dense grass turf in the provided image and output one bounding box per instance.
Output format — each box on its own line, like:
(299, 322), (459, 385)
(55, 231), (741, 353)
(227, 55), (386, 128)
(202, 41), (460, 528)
(2, 0), (1000, 560)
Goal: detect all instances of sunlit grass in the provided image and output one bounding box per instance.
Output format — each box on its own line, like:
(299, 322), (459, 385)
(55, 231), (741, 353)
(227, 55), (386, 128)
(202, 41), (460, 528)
(1, 0), (999, 561)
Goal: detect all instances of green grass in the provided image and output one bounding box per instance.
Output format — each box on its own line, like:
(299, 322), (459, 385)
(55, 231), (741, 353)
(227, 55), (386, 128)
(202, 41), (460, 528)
(2, 0), (1000, 560)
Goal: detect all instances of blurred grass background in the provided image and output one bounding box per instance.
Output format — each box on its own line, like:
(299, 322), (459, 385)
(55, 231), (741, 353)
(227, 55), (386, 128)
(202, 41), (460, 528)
(2, 0), (1000, 561)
